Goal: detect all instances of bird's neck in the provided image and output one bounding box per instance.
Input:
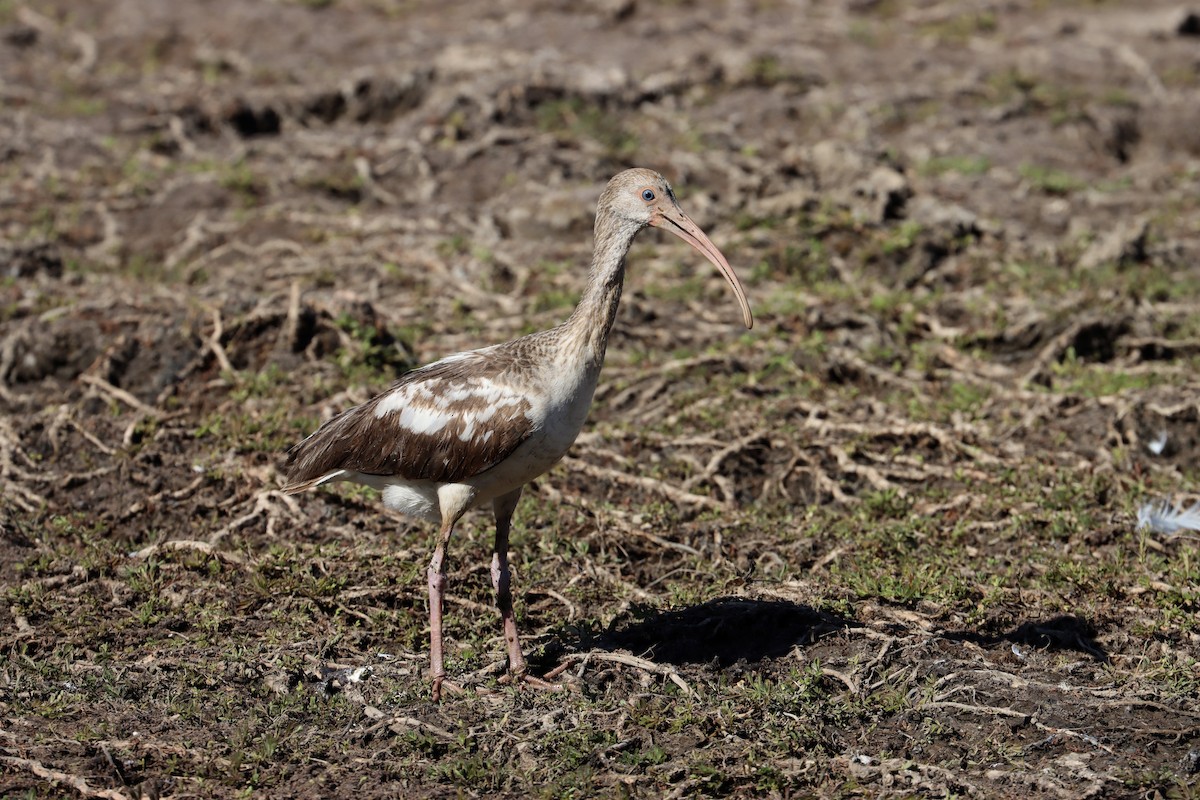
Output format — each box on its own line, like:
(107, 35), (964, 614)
(560, 216), (638, 365)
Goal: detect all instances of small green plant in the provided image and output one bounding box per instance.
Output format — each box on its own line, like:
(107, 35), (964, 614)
(333, 313), (413, 381)
(1019, 163), (1085, 195)
(919, 10), (997, 42)
(919, 155), (990, 177)
(880, 221), (923, 254)
(535, 97), (638, 158)
(220, 160), (266, 206)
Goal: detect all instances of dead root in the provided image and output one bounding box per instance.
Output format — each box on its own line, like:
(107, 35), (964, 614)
(545, 651), (697, 698)
(0, 752), (132, 800)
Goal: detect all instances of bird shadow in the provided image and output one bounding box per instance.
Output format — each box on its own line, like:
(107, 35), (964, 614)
(941, 614), (1110, 662)
(545, 596), (856, 668)
(534, 603), (1108, 676)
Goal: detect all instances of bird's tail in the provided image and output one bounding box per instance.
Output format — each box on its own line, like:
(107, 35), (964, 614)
(279, 469), (347, 494)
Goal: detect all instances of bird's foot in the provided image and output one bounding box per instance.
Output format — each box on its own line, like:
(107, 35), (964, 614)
(430, 674), (464, 701)
(522, 673), (568, 692)
(495, 671), (569, 693)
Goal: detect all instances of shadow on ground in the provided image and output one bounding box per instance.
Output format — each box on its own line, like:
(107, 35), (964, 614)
(543, 603), (1106, 674)
(570, 597), (856, 667)
(943, 615), (1110, 661)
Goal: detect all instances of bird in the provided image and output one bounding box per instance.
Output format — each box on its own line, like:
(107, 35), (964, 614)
(280, 168), (753, 699)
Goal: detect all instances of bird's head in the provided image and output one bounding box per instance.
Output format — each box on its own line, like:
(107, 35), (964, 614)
(601, 168), (753, 329)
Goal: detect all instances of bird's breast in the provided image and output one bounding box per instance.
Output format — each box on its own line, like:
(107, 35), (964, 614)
(470, 361), (600, 496)
(536, 358), (602, 448)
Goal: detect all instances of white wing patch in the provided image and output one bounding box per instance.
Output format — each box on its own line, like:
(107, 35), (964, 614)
(371, 360), (536, 472)
(376, 377), (524, 422)
(397, 403), (454, 435)
(283, 343), (541, 486)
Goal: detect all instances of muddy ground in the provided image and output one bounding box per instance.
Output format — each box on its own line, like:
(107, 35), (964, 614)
(2, 0), (1200, 797)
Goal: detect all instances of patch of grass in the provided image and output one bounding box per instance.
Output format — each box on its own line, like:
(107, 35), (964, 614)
(219, 159), (267, 206)
(298, 164), (363, 203)
(1019, 163), (1086, 195)
(751, 239), (829, 284)
(942, 380), (991, 417)
(193, 406), (315, 456)
(640, 273), (708, 307)
(535, 97), (638, 158)
(919, 10), (997, 42)
(62, 95), (106, 117)
(743, 53), (816, 89)
(531, 286), (580, 315)
(984, 69), (1092, 123)
(435, 234), (469, 259)
(748, 54), (785, 86)
(847, 19), (879, 46)
(879, 220), (923, 255)
(1047, 347), (1162, 397)
(918, 154), (990, 177)
(333, 313), (415, 382)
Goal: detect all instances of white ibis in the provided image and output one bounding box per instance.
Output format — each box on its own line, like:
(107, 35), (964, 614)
(281, 168), (753, 699)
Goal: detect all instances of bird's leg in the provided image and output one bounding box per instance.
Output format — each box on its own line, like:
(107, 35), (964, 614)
(491, 489), (526, 676)
(427, 516), (457, 701)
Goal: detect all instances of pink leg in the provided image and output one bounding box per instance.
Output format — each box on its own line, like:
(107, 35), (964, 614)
(491, 490), (527, 676)
(427, 518), (456, 700)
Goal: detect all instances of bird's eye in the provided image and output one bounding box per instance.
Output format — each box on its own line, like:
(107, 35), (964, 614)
(641, 188), (655, 202)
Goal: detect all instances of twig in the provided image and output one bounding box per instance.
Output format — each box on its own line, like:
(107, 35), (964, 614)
(68, 30), (97, 76)
(0, 754), (132, 800)
(923, 700), (1114, 753)
(97, 743), (127, 789)
(67, 416), (117, 456)
(164, 212), (209, 270)
(540, 589), (578, 620)
(208, 306), (235, 374)
(587, 503), (701, 556)
(0, 418), (47, 510)
(128, 539), (245, 564)
(209, 490), (304, 544)
(79, 374), (160, 418)
(828, 444), (900, 494)
(548, 651), (696, 697)
(117, 475), (206, 522)
(562, 457), (727, 510)
(840, 753), (985, 798)
(361, 709), (458, 742)
(84, 201), (121, 268)
(822, 667), (860, 695)
(446, 595), (495, 615)
(355, 156), (399, 205)
(281, 281), (302, 354)
(682, 429), (768, 493)
(1108, 39), (1168, 100)
(1020, 320), (1086, 387)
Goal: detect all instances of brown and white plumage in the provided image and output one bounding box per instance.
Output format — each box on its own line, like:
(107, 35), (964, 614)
(281, 168), (753, 698)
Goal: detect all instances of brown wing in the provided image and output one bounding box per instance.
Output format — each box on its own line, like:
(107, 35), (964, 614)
(280, 349), (536, 490)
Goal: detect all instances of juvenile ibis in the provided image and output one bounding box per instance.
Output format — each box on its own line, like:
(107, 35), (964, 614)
(281, 168), (753, 698)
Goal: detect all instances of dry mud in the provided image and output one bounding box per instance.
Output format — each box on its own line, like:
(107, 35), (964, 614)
(2, 1), (1200, 798)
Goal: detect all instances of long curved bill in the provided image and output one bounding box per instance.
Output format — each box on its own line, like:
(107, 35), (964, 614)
(653, 206), (754, 329)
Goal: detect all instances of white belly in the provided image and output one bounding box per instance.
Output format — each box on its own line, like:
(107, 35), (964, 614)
(378, 479), (443, 522)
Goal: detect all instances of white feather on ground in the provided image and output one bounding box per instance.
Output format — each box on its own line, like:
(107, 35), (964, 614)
(1136, 497), (1200, 535)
